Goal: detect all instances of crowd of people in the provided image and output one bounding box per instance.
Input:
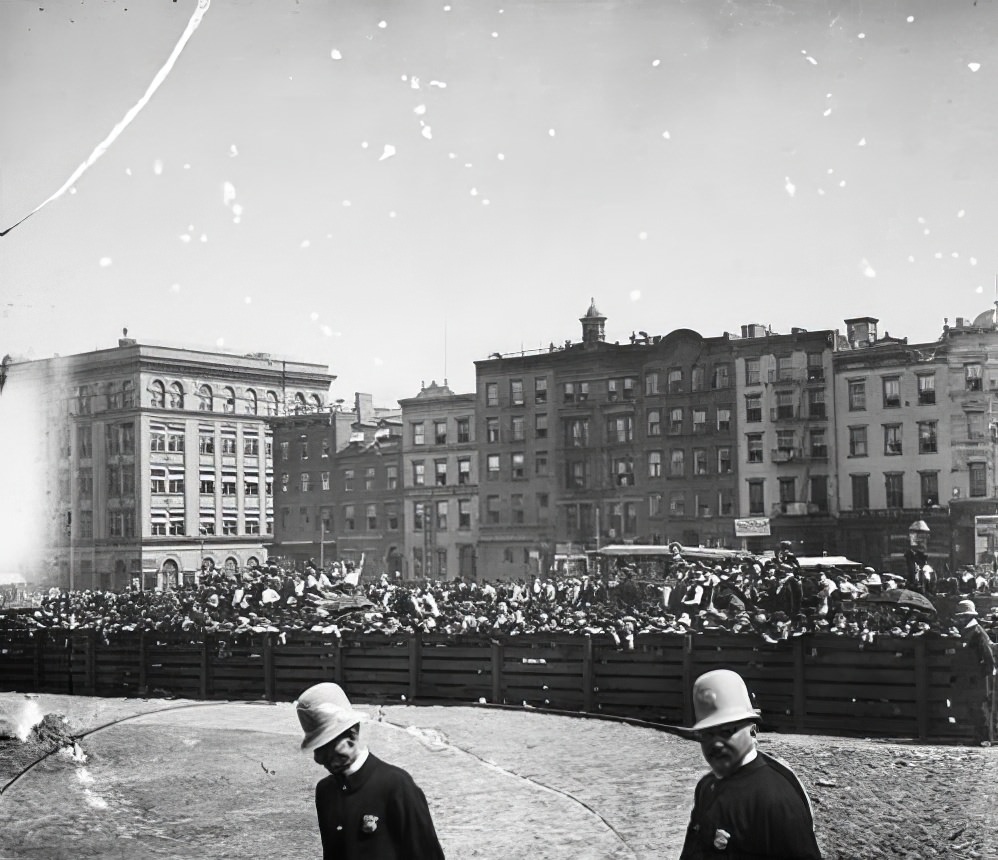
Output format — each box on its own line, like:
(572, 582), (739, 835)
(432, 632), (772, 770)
(2, 549), (997, 647)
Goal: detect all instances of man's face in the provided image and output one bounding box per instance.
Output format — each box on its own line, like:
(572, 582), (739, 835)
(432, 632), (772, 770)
(697, 720), (756, 778)
(312, 726), (361, 774)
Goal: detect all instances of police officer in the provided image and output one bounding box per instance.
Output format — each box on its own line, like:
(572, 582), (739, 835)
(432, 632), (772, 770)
(297, 682), (446, 859)
(678, 669), (822, 859)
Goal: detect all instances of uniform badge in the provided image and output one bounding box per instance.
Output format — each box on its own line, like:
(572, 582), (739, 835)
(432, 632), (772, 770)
(362, 814), (379, 833)
(713, 828), (730, 850)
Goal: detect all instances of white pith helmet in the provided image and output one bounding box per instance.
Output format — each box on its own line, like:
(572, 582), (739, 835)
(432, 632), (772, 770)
(295, 682), (367, 751)
(691, 669), (761, 731)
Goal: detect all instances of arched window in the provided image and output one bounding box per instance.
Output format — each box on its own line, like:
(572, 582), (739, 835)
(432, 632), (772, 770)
(169, 382), (185, 409)
(310, 394), (322, 409)
(244, 389), (258, 415)
(266, 391), (279, 416)
(150, 380), (166, 408)
(122, 379), (135, 408)
(294, 392), (307, 413)
(198, 384), (213, 412)
(222, 386), (236, 414)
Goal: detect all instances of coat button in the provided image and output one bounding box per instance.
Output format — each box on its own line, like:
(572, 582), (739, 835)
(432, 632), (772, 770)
(336, 826), (343, 831)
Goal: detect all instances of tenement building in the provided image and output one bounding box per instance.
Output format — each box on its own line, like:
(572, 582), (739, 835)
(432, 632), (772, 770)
(399, 381), (478, 580)
(0, 336), (331, 590)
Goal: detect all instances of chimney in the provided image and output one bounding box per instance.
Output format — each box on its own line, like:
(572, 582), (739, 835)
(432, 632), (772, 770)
(740, 324), (767, 338)
(355, 392), (374, 424)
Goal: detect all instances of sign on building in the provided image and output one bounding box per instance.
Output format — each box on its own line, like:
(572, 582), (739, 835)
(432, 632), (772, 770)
(734, 517), (771, 537)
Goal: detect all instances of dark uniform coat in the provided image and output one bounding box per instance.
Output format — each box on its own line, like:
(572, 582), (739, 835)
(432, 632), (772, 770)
(679, 753), (822, 860)
(315, 753), (445, 860)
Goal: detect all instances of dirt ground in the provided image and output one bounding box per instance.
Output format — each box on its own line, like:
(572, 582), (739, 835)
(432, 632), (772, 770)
(0, 693), (995, 859)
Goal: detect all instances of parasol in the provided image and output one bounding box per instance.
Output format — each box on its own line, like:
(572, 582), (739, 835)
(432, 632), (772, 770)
(860, 588), (936, 614)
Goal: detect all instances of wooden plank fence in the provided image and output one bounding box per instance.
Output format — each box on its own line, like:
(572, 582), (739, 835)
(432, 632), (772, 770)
(0, 631), (992, 742)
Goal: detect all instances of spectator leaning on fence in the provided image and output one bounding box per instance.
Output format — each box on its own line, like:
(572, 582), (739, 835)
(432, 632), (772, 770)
(677, 669), (823, 860)
(953, 600), (997, 744)
(297, 682), (446, 860)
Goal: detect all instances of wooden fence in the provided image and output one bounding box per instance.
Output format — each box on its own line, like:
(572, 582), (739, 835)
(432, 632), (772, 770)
(0, 631), (992, 742)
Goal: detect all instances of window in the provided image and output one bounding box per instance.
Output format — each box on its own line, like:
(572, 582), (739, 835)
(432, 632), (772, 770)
(150, 511), (166, 536)
(807, 388), (826, 420)
(293, 393), (307, 413)
(717, 447), (732, 474)
(413, 462), (425, 486)
(321, 471), (331, 491)
(386, 503), (399, 530)
(647, 408), (661, 437)
(320, 438), (331, 459)
(968, 412), (987, 440)
(487, 454), (500, 479)
(197, 385), (212, 411)
(692, 409), (707, 434)
(78, 468), (93, 498)
(747, 434), (763, 463)
(265, 435), (273, 458)
(245, 474), (259, 496)
(920, 472), (939, 507)
(222, 387), (236, 414)
(535, 414), (548, 439)
(566, 460), (586, 489)
(667, 368), (683, 393)
(77, 425), (92, 458)
(265, 391), (279, 416)
(969, 462), (987, 498)
(166, 468), (184, 494)
(565, 418), (589, 447)
(918, 421), (937, 454)
(169, 510), (185, 536)
(486, 382), (499, 407)
(776, 429), (795, 456)
(199, 471), (215, 494)
(747, 480), (765, 515)
(693, 448), (708, 475)
(367, 504), (378, 530)
(486, 417), (500, 443)
(848, 426), (868, 457)
(712, 365), (731, 390)
(966, 363), (983, 391)
(458, 457), (471, 485)
(534, 378), (548, 404)
(280, 441), (289, 461)
(718, 488), (734, 516)
(670, 449), (685, 477)
(300, 472), (311, 493)
(365, 467), (375, 490)
(412, 422), (425, 446)
(219, 431), (237, 456)
(851, 474), (869, 509)
(882, 376), (901, 408)
(486, 495), (500, 525)
(244, 389), (257, 415)
(562, 381), (589, 403)
(884, 424), (902, 455)
(459, 499), (472, 529)
(151, 426), (166, 452)
(511, 416), (525, 441)
(244, 435), (259, 456)
(745, 395), (762, 423)
(77, 385), (92, 415)
(435, 460), (448, 485)
(386, 465), (398, 490)
(644, 372), (659, 395)
(669, 492), (686, 516)
(608, 377), (636, 401)
(885, 473), (904, 509)
(281, 473), (289, 493)
(150, 381), (166, 408)
(614, 456), (634, 486)
(668, 407), (683, 434)
(779, 477), (796, 503)
(344, 504), (356, 530)
(199, 428), (214, 455)
(245, 515), (260, 535)
(648, 493), (662, 517)
(648, 450), (662, 478)
(457, 418), (471, 443)
(775, 355), (794, 382)
(809, 475), (828, 513)
(434, 420), (447, 445)
(716, 408), (731, 432)
(535, 452), (549, 476)
(691, 367), (705, 393)
(806, 353), (824, 382)
(435, 500), (449, 529)
(607, 415), (634, 444)
(511, 453), (525, 479)
(848, 380), (866, 411)
(300, 440), (309, 460)
(510, 379), (524, 406)
(745, 358), (761, 386)
(413, 548), (424, 577)
(774, 390), (795, 420)
(917, 374), (936, 405)
(809, 428), (827, 459)
(510, 495), (524, 525)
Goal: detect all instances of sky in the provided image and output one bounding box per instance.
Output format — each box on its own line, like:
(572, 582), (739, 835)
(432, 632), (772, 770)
(2, 0), (998, 406)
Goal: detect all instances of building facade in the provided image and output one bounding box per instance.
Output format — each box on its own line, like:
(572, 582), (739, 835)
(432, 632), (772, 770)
(399, 381), (478, 580)
(1, 337), (332, 590)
